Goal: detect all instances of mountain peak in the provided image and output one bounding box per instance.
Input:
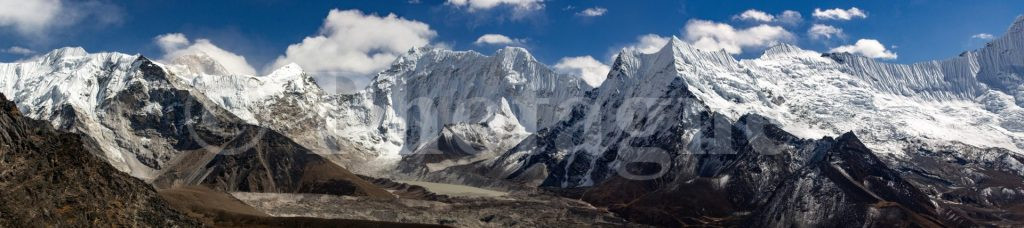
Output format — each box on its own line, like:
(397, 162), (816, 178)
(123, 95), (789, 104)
(41, 47), (89, 62)
(659, 36), (691, 54)
(169, 53), (232, 76)
(1009, 15), (1024, 34)
(494, 46), (536, 63)
(761, 43), (808, 58)
(267, 63), (304, 78)
(668, 36), (686, 46)
(660, 36), (733, 58)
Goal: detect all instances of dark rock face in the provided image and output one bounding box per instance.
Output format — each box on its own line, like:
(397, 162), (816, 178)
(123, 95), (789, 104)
(488, 105), (955, 226)
(150, 118), (394, 198)
(748, 133), (944, 227)
(885, 142), (1024, 227)
(0, 93), (199, 226)
(90, 58), (393, 199)
(567, 114), (814, 226)
(100, 56), (255, 171)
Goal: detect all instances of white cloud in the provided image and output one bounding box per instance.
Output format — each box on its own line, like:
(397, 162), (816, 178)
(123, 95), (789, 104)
(155, 33), (258, 75)
(577, 7), (607, 17)
(553, 56), (609, 87)
(3, 46), (34, 55)
(446, 0), (544, 11)
(812, 7), (867, 21)
(270, 9), (437, 93)
(808, 24), (844, 39)
(607, 34), (670, 61)
(0, 0), (61, 35)
(972, 33), (995, 40)
(683, 19), (794, 54)
(474, 34), (525, 45)
(0, 0), (121, 37)
(155, 33), (189, 51)
(733, 9), (774, 22)
(623, 34), (671, 54)
(829, 39), (897, 59)
(732, 9), (802, 25)
(777, 10), (803, 25)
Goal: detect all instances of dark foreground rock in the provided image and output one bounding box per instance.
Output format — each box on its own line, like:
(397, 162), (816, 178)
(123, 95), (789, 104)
(0, 93), (199, 226)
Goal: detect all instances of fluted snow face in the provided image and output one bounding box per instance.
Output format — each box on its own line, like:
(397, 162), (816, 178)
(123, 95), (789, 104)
(0, 47), (138, 123)
(737, 20), (1024, 154)
(742, 51), (1024, 154)
(624, 36), (1024, 154)
(603, 34), (1024, 155)
(494, 33), (1024, 187)
(975, 16), (1024, 106)
(332, 47), (590, 166)
(0, 48), (150, 173)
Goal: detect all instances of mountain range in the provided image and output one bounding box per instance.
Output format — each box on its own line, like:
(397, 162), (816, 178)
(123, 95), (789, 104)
(1, 15), (1024, 228)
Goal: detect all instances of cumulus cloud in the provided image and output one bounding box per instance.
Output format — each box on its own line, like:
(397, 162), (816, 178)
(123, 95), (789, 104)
(808, 24), (844, 39)
(777, 10), (803, 25)
(155, 33), (258, 75)
(576, 7), (607, 17)
(829, 39), (897, 59)
(732, 9), (801, 26)
(812, 7), (867, 21)
(683, 19), (794, 54)
(446, 0), (544, 11)
(733, 9), (774, 22)
(270, 9), (437, 93)
(0, 0), (60, 35)
(606, 34), (670, 61)
(474, 34), (525, 45)
(3, 46), (34, 55)
(553, 56), (609, 87)
(972, 33), (995, 40)
(623, 34), (671, 54)
(0, 0), (122, 37)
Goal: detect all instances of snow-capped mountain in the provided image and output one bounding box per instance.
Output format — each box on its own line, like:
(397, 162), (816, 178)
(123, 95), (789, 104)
(0, 93), (200, 226)
(475, 18), (1024, 226)
(166, 47), (590, 173)
(0, 47), (345, 186)
(490, 19), (1024, 188)
(0, 48), (207, 179)
(3, 14), (1024, 228)
(332, 47), (589, 168)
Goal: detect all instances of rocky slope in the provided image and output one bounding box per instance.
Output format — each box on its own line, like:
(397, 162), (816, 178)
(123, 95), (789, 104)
(0, 49), (392, 201)
(137, 47), (591, 176)
(2, 13), (1024, 228)
(0, 93), (199, 226)
(149, 123), (395, 198)
(885, 141), (1024, 226)
(0, 49), (274, 180)
(479, 18), (1024, 226)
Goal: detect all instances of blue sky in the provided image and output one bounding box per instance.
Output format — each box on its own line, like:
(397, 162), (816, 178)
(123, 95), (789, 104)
(1, 0), (1022, 89)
